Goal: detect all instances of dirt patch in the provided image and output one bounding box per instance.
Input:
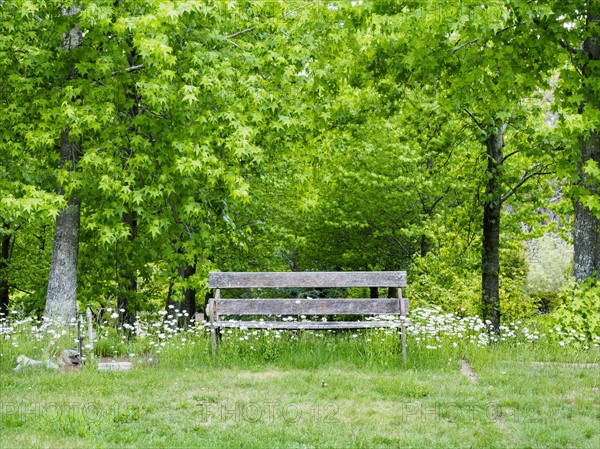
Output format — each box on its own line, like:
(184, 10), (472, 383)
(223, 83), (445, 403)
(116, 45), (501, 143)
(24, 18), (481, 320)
(460, 360), (478, 384)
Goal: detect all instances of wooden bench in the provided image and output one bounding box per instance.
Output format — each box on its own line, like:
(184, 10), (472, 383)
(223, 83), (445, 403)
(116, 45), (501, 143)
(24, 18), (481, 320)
(207, 271), (409, 362)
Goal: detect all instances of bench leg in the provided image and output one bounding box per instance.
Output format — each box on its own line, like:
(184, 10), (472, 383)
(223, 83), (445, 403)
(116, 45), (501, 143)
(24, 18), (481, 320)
(399, 293), (408, 363)
(210, 326), (217, 357)
(208, 293), (219, 357)
(401, 322), (407, 364)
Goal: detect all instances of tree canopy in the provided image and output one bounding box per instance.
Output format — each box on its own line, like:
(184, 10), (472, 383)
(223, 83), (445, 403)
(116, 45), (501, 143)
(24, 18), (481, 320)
(1, 0), (598, 333)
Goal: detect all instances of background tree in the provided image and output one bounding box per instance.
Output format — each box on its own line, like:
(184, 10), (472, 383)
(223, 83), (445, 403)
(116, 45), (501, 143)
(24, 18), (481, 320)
(268, 1), (558, 329)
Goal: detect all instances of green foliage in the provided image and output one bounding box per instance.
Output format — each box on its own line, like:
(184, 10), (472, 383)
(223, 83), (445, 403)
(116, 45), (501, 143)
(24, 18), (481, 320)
(551, 279), (600, 346)
(409, 245), (480, 315)
(4, 223), (54, 316)
(498, 241), (534, 321)
(530, 291), (564, 315)
(0, 0), (597, 331)
(1, 0), (328, 314)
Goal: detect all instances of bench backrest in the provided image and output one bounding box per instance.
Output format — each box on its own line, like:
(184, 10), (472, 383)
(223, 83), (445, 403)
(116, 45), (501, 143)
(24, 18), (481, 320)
(210, 298), (403, 315)
(208, 271), (407, 289)
(208, 271), (407, 317)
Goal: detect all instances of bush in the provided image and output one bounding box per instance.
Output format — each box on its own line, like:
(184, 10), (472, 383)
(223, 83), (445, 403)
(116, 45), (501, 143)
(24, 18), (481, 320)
(409, 252), (480, 315)
(530, 291), (563, 314)
(550, 279), (600, 347)
(500, 242), (532, 321)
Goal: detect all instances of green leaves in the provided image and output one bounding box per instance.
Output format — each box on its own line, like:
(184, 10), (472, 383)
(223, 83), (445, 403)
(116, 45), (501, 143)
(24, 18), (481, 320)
(552, 279), (600, 345)
(2, 0), (595, 319)
(583, 159), (600, 179)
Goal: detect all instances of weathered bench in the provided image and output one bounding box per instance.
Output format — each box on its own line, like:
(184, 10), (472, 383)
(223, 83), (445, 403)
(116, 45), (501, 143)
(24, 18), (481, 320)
(207, 271), (409, 362)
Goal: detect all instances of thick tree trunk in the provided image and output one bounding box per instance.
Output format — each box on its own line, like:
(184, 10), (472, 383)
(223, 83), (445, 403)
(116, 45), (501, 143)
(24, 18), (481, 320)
(573, 132), (600, 281)
(573, 12), (600, 282)
(44, 197), (81, 321)
(0, 226), (11, 317)
(44, 130), (81, 322)
(481, 125), (506, 332)
(44, 12), (83, 322)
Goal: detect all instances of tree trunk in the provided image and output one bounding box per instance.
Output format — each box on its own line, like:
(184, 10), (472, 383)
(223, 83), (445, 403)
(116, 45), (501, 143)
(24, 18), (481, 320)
(178, 263), (196, 321)
(44, 12), (83, 322)
(166, 261), (196, 326)
(45, 129), (82, 322)
(117, 211), (137, 327)
(115, 41), (143, 328)
(481, 125), (506, 332)
(573, 132), (600, 281)
(117, 272), (137, 329)
(45, 203), (81, 321)
(420, 234), (430, 258)
(573, 12), (600, 282)
(0, 226), (11, 317)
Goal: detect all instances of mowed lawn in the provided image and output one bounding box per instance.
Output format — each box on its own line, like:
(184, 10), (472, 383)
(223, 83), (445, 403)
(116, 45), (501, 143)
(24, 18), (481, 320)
(1, 358), (599, 448)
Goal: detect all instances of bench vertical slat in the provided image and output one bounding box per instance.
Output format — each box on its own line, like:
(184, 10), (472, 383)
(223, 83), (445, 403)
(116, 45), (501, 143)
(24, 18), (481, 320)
(399, 288), (407, 364)
(210, 288), (220, 357)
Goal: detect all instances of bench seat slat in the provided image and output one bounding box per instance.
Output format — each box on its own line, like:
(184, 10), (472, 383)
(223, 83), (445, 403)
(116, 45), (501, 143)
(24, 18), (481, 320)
(209, 271), (407, 288)
(210, 321), (401, 330)
(214, 298), (401, 315)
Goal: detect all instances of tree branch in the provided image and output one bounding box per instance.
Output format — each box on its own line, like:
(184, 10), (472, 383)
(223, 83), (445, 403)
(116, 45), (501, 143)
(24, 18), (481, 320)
(464, 109), (485, 130)
(501, 168), (552, 203)
(501, 149), (521, 162)
(450, 23), (522, 54)
(225, 1), (318, 47)
(495, 23), (522, 35)
(284, 0), (318, 17)
(451, 38), (479, 54)
(226, 27), (255, 40)
(10, 285), (33, 296)
(559, 38), (580, 55)
(429, 190), (449, 213)
(112, 64), (145, 76)
(61, 6), (82, 16)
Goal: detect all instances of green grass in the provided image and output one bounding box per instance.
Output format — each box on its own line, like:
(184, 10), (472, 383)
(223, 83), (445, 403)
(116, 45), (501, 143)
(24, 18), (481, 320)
(1, 337), (599, 449)
(1, 309), (599, 448)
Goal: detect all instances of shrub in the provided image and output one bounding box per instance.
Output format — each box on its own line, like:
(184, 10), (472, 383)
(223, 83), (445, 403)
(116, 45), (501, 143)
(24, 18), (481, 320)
(550, 279), (600, 347)
(530, 291), (563, 314)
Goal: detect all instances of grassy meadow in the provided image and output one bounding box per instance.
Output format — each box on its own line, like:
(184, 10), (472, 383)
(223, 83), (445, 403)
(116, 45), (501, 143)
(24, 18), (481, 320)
(1, 308), (599, 448)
